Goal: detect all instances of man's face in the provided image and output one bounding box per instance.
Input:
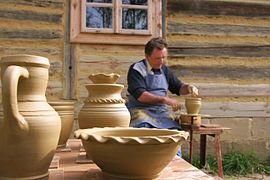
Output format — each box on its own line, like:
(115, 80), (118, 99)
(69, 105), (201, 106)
(146, 47), (167, 69)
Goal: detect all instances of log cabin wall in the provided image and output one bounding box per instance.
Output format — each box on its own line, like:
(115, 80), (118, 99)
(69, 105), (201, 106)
(0, 0), (66, 101)
(0, 0), (269, 160)
(166, 0), (270, 159)
(72, 44), (144, 113)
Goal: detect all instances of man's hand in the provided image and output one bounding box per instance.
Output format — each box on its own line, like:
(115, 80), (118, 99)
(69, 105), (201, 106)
(188, 84), (198, 97)
(164, 97), (181, 111)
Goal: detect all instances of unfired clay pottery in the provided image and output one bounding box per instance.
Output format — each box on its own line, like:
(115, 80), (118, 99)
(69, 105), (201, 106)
(49, 101), (75, 148)
(78, 73), (130, 128)
(75, 127), (189, 180)
(0, 55), (61, 179)
(89, 73), (120, 84)
(185, 97), (201, 115)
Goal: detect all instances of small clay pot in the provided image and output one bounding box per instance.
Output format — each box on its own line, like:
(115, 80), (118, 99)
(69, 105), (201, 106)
(185, 97), (201, 115)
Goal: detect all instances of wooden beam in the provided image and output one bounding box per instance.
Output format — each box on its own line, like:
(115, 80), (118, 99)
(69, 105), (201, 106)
(0, 9), (62, 23)
(167, 23), (270, 37)
(183, 83), (270, 97)
(167, 0), (270, 17)
(0, 0), (64, 8)
(169, 65), (270, 80)
(0, 28), (62, 39)
(200, 102), (270, 117)
(168, 45), (270, 58)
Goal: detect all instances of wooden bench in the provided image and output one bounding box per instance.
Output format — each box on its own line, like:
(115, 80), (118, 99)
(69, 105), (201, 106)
(181, 122), (231, 179)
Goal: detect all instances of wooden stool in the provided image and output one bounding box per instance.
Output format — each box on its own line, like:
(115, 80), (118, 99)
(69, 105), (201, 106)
(181, 120), (231, 179)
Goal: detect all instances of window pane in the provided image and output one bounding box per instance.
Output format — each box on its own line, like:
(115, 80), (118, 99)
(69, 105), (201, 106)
(86, 7), (112, 28)
(122, 0), (147, 5)
(87, 0), (112, 3)
(122, 8), (147, 30)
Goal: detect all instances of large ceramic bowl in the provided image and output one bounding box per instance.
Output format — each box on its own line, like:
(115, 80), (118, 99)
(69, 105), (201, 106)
(74, 127), (189, 179)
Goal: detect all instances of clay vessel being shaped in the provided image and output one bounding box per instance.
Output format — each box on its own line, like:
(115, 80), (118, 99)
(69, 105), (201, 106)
(0, 55), (61, 179)
(75, 127), (189, 180)
(49, 100), (75, 148)
(185, 97), (201, 115)
(78, 73), (130, 128)
(89, 73), (120, 84)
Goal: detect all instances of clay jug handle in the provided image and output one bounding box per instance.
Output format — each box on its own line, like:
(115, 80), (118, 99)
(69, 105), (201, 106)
(2, 65), (30, 135)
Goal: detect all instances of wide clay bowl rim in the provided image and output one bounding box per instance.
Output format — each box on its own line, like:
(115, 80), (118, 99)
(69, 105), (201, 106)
(74, 127), (189, 144)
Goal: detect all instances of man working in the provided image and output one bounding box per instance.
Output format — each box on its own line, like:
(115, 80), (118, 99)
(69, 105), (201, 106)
(126, 37), (198, 132)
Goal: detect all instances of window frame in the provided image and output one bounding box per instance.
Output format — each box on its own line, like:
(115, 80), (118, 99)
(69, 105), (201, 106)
(70, 0), (162, 45)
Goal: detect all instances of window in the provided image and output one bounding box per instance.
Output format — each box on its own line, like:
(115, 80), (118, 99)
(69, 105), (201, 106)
(70, 0), (162, 44)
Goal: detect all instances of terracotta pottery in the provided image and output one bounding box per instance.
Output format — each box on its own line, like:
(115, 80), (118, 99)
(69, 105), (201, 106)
(185, 97), (202, 115)
(78, 73), (130, 128)
(49, 101), (75, 148)
(0, 55), (61, 179)
(75, 127), (189, 180)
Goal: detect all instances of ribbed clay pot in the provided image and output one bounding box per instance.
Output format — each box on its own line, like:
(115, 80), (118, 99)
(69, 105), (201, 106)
(75, 127), (189, 180)
(78, 73), (130, 128)
(185, 97), (202, 115)
(0, 55), (61, 179)
(49, 101), (75, 148)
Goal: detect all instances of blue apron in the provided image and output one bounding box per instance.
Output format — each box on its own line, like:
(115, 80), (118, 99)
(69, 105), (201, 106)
(127, 69), (181, 130)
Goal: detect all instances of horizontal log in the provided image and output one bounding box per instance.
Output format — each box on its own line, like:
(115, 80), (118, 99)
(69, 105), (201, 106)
(167, 0), (270, 17)
(0, 0), (64, 8)
(0, 9), (62, 23)
(0, 28), (62, 39)
(168, 45), (270, 58)
(167, 23), (270, 37)
(169, 65), (270, 80)
(0, 47), (61, 55)
(183, 83), (270, 97)
(198, 102), (270, 117)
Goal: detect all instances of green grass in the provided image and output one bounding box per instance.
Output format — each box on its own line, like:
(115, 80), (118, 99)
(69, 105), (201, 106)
(182, 151), (270, 176)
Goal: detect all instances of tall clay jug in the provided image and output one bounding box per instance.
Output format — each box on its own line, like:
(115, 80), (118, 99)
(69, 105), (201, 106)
(78, 73), (130, 128)
(0, 55), (61, 179)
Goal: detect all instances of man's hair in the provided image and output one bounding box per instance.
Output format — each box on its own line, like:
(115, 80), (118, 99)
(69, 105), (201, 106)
(145, 37), (168, 56)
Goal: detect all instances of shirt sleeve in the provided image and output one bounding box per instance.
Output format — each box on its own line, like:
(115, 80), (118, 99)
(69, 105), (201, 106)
(127, 64), (147, 99)
(163, 65), (182, 95)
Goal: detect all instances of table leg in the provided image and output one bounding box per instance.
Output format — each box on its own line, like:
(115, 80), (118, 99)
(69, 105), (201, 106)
(214, 135), (224, 179)
(200, 134), (207, 168)
(189, 128), (193, 163)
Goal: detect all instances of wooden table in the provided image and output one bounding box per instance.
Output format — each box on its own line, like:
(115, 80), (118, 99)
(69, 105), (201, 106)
(48, 139), (215, 180)
(181, 123), (231, 179)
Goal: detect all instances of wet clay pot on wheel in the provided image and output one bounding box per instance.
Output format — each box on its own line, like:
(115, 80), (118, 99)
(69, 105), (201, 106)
(185, 97), (201, 115)
(78, 73), (130, 128)
(0, 55), (61, 179)
(75, 127), (189, 180)
(49, 101), (75, 148)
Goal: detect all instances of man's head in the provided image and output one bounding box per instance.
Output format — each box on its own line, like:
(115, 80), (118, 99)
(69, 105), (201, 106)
(145, 37), (168, 69)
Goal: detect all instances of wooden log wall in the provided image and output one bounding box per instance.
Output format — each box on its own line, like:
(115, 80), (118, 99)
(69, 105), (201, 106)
(166, 0), (270, 159)
(0, 0), (66, 101)
(73, 44), (144, 101)
(166, 0), (270, 117)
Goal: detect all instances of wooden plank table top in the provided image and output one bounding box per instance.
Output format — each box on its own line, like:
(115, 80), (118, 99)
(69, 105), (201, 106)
(48, 139), (215, 180)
